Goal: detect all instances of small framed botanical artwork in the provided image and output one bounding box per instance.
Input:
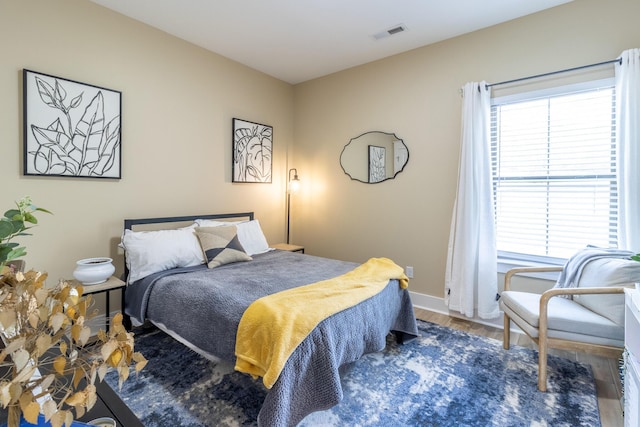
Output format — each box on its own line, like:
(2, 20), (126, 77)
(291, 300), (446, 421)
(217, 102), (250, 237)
(368, 145), (386, 183)
(232, 118), (272, 183)
(23, 69), (122, 179)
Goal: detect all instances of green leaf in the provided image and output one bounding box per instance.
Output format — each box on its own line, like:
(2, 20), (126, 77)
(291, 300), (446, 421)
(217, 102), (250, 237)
(0, 221), (13, 239)
(3, 209), (20, 220)
(24, 212), (38, 224)
(0, 198), (52, 261)
(6, 247), (27, 262)
(10, 220), (25, 234)
(35, 207), (53, 215)
(0, 245), (13, 263)
(0, 244), (20, 266)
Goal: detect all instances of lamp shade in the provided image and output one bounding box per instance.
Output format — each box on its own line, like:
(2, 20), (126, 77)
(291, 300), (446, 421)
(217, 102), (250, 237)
(288, 168), (300, 192)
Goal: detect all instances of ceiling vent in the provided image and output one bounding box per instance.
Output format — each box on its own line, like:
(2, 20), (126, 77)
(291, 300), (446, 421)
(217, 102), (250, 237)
(373, 24), (407, 40)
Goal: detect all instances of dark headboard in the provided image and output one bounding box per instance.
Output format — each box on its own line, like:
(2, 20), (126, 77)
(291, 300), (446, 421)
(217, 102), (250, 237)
(122, 212), (254, 280)
(124, 212), (254, 231)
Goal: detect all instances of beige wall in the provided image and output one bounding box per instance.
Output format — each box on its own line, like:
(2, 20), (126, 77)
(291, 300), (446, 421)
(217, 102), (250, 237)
(0, 0), (294, 281)
(292, 0), (640, 302)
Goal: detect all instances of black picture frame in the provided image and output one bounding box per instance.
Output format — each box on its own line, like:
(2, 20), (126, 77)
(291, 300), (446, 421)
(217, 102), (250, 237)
(368, 145), (386, 183)
(232, 118), (272, 183)
(23, 69), (122, 179)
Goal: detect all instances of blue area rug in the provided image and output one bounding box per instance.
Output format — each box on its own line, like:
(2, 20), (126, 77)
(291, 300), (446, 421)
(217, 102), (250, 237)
(105, 320), (600, 426)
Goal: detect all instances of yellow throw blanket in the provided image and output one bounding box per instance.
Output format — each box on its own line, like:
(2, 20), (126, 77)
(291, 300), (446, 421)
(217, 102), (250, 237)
(234, 257), (409, 388)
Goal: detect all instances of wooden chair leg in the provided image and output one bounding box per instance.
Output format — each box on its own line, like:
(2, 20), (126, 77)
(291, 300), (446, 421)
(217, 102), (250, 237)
(538, 338), (548, 392)
(538, 294), (551, 392)
(503, 314), (510, 349)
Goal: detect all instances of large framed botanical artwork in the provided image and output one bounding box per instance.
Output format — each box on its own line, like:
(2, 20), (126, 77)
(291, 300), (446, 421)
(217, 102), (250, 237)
(232, 118), (272, 183)
(23, 69), (122, 179)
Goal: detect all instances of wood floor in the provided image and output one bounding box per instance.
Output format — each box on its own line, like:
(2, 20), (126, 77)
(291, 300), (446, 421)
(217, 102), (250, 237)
(414, 307), (624, 427)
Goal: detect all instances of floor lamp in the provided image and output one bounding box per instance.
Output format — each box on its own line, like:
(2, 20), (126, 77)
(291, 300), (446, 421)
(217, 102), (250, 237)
(286, 168), (300, 244)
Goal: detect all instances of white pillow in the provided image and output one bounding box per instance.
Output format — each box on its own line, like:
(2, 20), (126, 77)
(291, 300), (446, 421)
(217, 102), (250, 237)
(236, 220), (271, 256)
(195, 219), (243, 227)
(121, 228), (205, 283)
(194, 218), (271, 256)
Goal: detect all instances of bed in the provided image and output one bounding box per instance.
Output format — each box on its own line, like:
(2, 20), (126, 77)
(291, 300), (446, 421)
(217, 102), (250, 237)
(121, 212), (418, 426)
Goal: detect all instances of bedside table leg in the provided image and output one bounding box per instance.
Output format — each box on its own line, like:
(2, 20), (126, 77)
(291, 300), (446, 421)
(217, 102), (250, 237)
(105, 290), (111, 332)
(122, 287), (132, 331)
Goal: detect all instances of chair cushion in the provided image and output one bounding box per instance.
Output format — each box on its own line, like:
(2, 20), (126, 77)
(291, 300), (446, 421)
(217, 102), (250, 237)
(500, 290), (623, 342)
(573, 257), (640, 326)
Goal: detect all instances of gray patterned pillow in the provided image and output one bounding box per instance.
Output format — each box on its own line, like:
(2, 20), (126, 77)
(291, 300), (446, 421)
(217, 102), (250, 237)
(194, 226), (252, 268)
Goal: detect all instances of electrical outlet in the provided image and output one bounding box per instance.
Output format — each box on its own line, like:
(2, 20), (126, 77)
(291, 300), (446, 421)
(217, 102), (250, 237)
(406, 266), (414, 278)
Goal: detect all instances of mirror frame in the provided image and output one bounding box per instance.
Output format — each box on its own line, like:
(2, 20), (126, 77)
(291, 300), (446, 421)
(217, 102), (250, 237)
(340, 131), (409, 184)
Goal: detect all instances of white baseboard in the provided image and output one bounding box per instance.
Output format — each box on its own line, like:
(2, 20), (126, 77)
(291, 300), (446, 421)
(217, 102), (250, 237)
(409, 290), (504, 330)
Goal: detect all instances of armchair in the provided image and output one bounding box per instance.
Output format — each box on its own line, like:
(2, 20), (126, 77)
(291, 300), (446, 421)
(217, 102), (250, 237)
(500, 257), (640, 391)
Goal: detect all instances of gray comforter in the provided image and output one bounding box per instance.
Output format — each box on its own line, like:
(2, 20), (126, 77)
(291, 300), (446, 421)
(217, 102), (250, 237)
(125, 250), (418, 426)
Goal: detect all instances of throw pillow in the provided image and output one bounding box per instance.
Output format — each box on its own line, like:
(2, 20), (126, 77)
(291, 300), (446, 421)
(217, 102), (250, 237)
(237, 220), (271, 256)
(194, 219), (271, 256)
(573, 257), (640, 326)
(195, 226), (252, 268)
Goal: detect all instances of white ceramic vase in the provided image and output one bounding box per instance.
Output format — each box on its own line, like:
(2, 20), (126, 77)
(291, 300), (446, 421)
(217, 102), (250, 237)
(73, 257), (115, 285)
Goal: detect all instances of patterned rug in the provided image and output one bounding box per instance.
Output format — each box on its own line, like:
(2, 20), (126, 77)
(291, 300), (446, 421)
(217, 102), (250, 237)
(105, 320), (600, 427)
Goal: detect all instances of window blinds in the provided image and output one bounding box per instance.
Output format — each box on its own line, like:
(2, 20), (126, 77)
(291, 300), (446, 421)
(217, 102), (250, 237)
(491, 84), (617, 260)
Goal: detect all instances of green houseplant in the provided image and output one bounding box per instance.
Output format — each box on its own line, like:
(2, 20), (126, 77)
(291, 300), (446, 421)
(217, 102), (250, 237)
(0, 197), (146, 427)
(0, 196), (51, 273)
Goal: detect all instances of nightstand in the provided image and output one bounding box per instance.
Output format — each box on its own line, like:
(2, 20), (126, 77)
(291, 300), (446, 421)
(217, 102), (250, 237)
(271, 243), (305, 253)
(81, 276), (126, 331)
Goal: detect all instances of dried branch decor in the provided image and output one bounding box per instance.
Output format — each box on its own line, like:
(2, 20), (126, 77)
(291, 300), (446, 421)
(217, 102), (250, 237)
(0, 198), (146, 427)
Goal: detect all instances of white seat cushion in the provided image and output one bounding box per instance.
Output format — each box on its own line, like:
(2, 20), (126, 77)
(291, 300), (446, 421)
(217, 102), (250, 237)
(500, 290), (623, 342)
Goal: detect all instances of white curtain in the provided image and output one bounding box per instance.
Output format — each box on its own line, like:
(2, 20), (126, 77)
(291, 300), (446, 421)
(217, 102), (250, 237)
(445, 81), (499, 320)
(616, 48), (640, 252)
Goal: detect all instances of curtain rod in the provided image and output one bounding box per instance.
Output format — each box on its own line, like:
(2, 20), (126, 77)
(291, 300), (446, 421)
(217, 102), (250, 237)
(486, 57), (622, 89)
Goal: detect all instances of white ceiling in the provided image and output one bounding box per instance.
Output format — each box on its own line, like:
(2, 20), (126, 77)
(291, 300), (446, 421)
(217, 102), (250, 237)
(90, 0), (573, 84)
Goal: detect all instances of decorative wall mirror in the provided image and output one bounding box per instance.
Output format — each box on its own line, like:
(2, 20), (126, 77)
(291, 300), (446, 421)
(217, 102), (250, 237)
(340, 131), (409, 183)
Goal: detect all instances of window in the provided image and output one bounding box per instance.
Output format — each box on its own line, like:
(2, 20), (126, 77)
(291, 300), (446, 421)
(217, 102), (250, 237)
(491, 80), (617, 263)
